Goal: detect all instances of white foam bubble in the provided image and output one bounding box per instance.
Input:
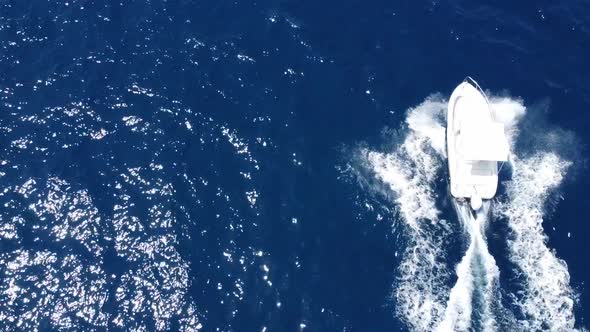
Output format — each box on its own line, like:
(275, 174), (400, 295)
(352, 91), (583, 331)
(405, 97), (447, 157)
(489, 97), (526, 149)
(436, 201), (500, 332)
(358, 96), (452, 331)
(497, 153), (577, 331)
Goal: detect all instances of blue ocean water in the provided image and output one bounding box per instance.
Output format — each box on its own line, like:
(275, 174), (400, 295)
(1, 0), (589, 331)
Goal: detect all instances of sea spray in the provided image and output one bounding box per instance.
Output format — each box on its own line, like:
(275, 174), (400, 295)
(436, 201), (500, 332)
(349, 93), (581, 331)
(361, 97), (450, 331)
(497, 153), (577, 331)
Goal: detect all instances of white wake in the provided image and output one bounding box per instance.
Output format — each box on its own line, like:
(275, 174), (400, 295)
(436, 201), (500, 332)
(351, 94), (582, 331)
(360, 97), (452, 330)
(497, 153), (576, 331)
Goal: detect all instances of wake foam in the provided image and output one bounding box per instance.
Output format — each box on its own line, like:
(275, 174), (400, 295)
(354, 97), (451, 331)
(497, 153), (577, 331)
(436, 201), (501, 332)
(349, 92), (583, 331)
(494, 95), (581, 331)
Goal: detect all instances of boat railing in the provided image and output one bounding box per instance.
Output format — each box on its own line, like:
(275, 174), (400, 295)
(463, 76), (505, 175)
(464, 76), (496, 121)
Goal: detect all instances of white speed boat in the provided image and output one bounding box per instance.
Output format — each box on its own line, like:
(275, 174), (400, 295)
(447, 77), (509, 210)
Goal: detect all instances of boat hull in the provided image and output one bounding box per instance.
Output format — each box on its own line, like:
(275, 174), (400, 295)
(447, 81), (499, 200)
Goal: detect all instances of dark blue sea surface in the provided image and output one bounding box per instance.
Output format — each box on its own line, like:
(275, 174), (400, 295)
(1, 0), (589, 331)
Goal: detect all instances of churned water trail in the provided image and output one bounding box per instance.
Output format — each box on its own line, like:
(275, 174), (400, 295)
(359, 97), (450, 331)
(497, 153), (577, 330)
(349, 93), (583, 331)
(436, 201), (499, 332)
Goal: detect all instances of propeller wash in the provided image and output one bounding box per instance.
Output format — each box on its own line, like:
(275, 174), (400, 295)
(350, 81), (582, 331)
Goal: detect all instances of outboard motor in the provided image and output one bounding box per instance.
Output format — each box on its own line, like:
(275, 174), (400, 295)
(470, 194), (482, 211)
